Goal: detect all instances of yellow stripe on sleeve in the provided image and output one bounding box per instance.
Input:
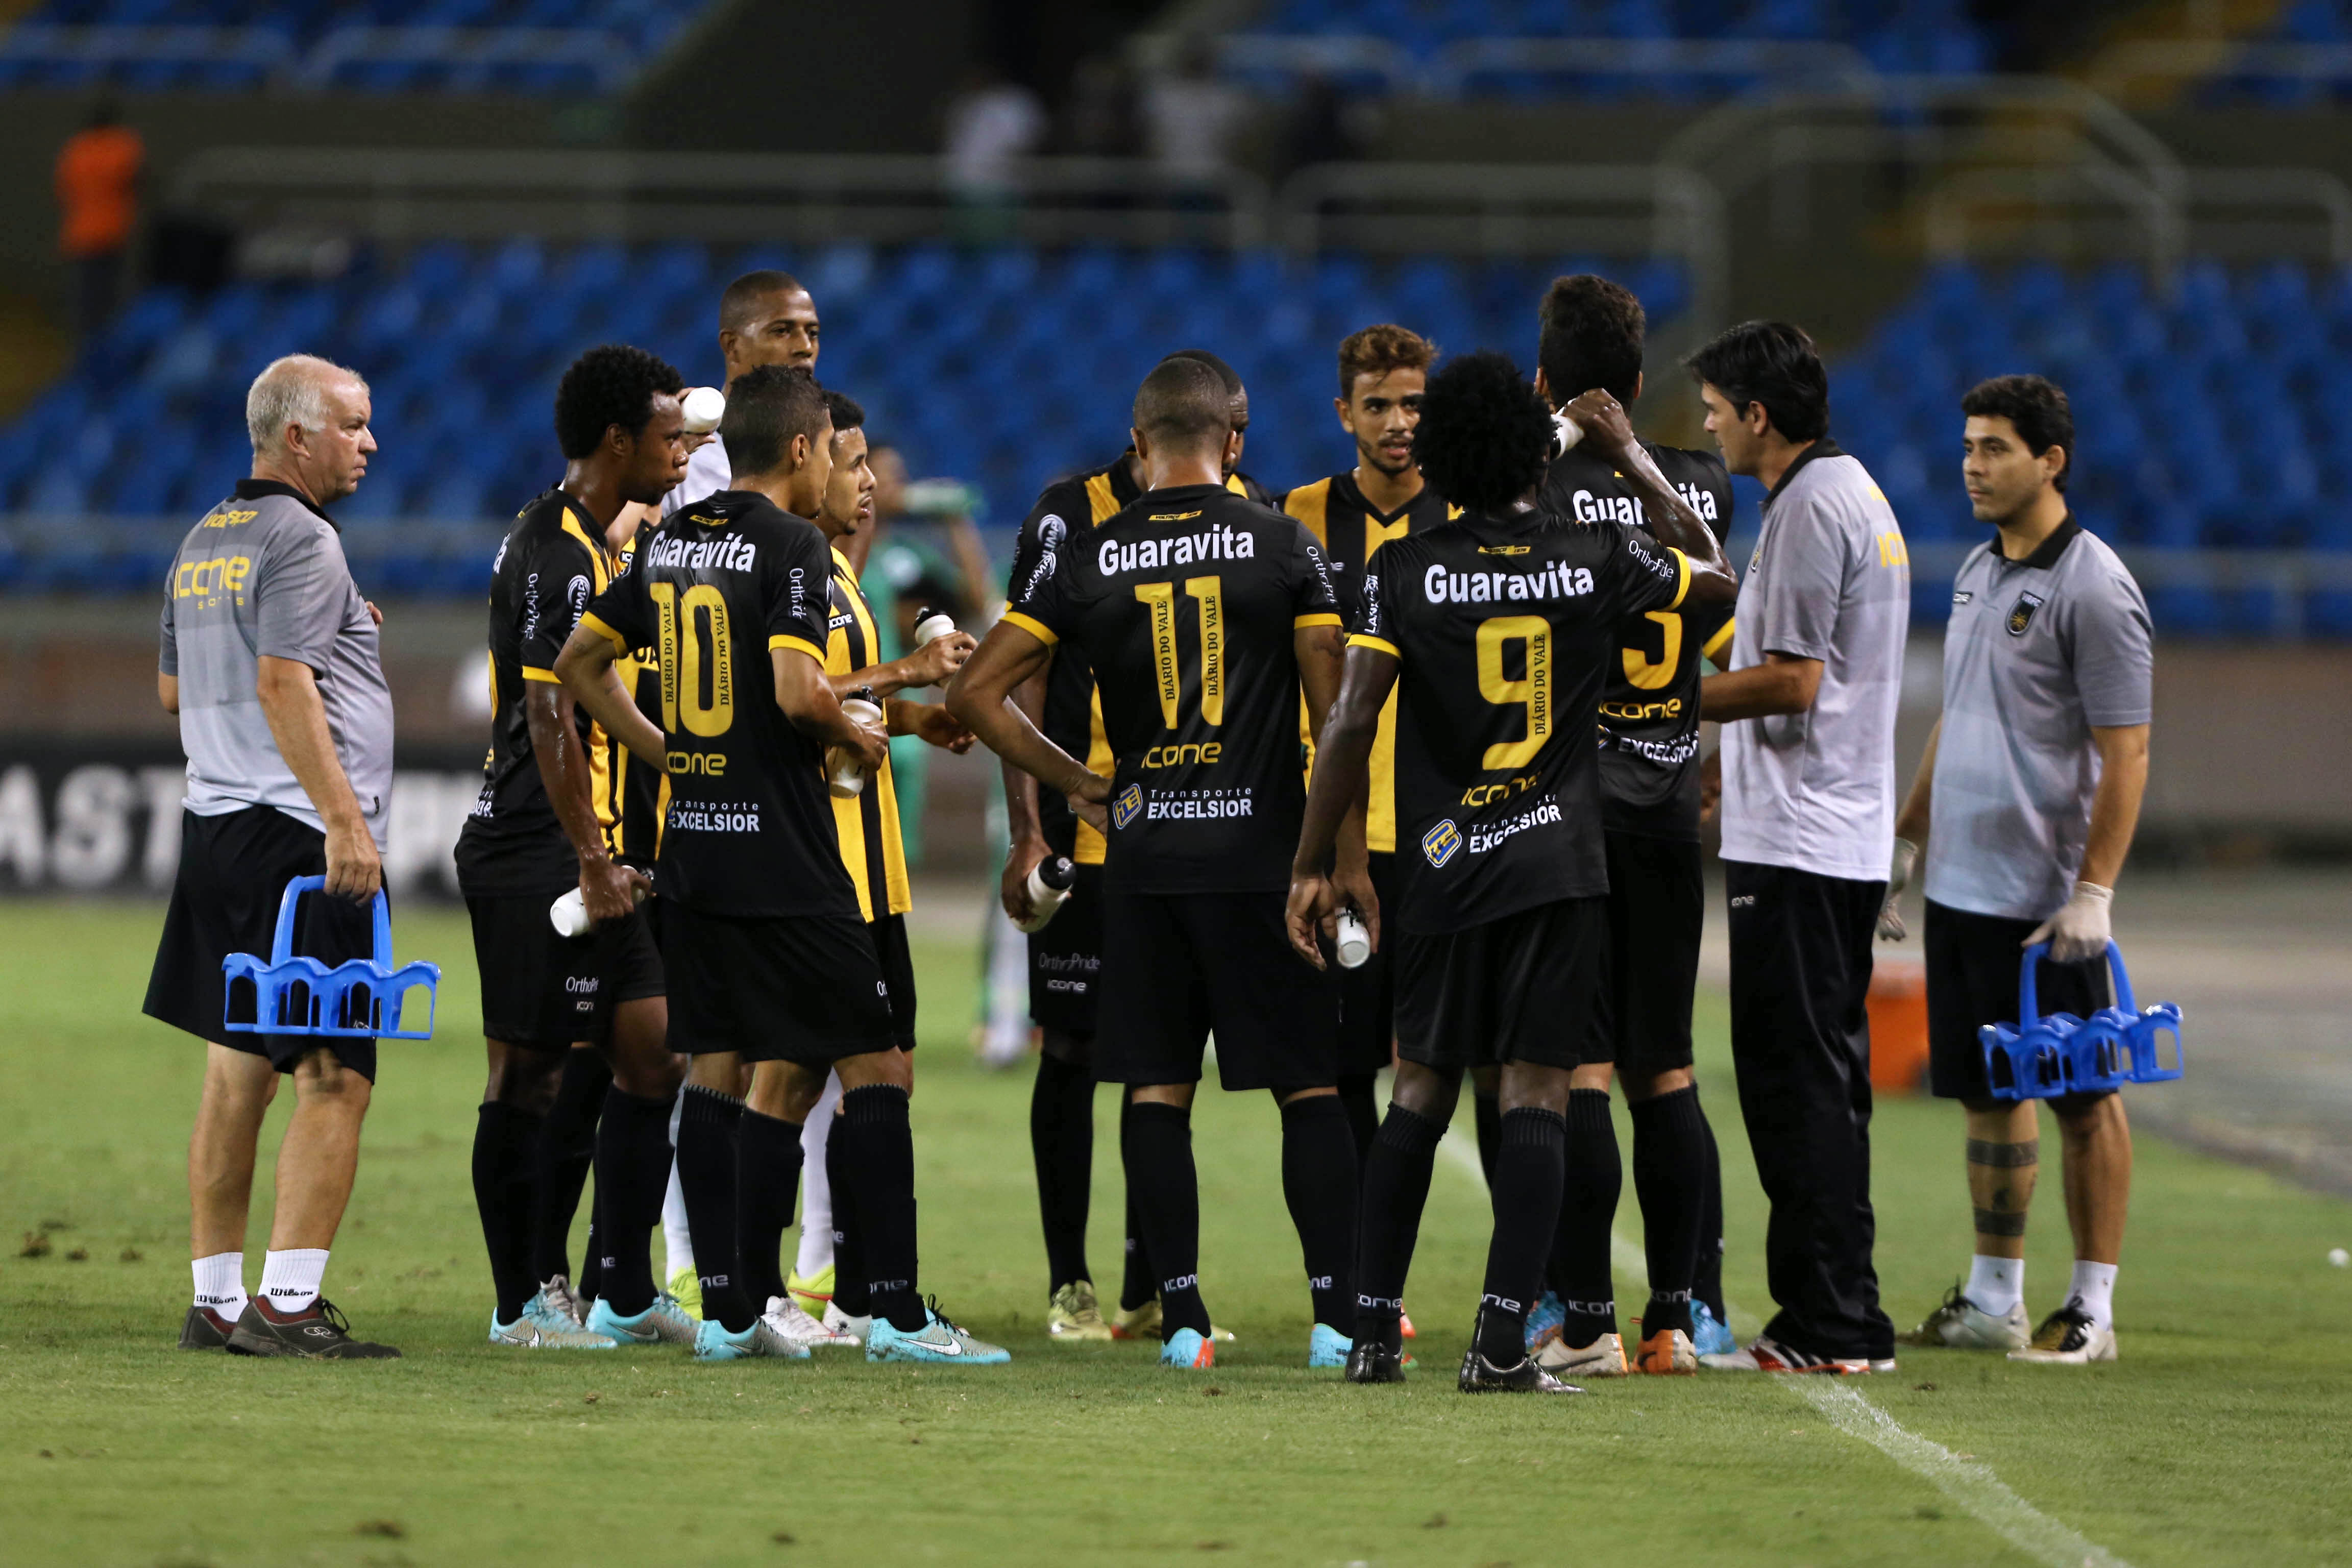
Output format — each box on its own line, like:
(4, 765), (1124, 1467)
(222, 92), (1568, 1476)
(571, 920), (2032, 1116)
(769, 634), (825, 660)
(520, 666), (561, 684)
(1348, 633), (1400, 658)
(1667, 548), (1691, 611)
(1702, 616), (1736, 664)
(1294, 612), (1342, 629)
(578, 611), (629, 654)
(1000, 610), (1059, 646)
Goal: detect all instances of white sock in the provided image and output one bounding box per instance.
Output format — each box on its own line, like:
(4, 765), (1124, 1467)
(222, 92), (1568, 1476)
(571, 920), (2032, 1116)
(662, 1091), (694, 1277)
(795, 1074), (841, 1282)
(2069, 1260), (2118, 1329)
(192, 1251), (248, 1320)
(257, 1248), (329, 1315)
(1965, 1254), (2024, 1317)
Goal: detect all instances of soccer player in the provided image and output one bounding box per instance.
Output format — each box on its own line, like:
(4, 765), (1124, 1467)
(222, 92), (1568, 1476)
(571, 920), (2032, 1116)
(1289, 352), (1737, 1392)
(557, 364), (1008, 1365)
(1885, 376), (2150, 1365)
(1278, 324), (1450, 1174)
(146, 354), (398, 1357)
(453, 345), (691, 1350)
(955, 356), (1359, 1371)
(998, 350), (1273, 1343)
(662, 270), (821, 517)
(1693, 321), (1909, 1375)
(1528, 275), (1739, 1376)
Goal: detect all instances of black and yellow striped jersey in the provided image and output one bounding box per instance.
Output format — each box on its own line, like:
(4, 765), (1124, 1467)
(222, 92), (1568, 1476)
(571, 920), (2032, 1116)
(1280, 470), (1457, 854)
(454, 487), (624, 897)
(1003, 452), (1272, 867)
(824, 545), (912, 923)
(1537, 440), (1736, 840)
(608, 529), (665, 871)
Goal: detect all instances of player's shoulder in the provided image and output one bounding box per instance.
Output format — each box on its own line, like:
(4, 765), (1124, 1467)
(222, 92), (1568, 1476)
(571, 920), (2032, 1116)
(1024, 470), (1095, 527)
(1278, 473), (1336, 520)
(1228, 470), (1277, 507)
(505, 488), (595, 555)
(1643, 439), (1731, 492)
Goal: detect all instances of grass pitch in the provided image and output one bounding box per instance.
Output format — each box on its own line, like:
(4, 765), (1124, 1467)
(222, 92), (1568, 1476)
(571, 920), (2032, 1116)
(2, 897), (2348, 1567)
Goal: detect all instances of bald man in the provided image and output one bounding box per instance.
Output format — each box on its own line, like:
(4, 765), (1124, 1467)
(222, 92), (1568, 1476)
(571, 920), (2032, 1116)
(662, 270), (822, 517)
(146, 354), (400, 1358)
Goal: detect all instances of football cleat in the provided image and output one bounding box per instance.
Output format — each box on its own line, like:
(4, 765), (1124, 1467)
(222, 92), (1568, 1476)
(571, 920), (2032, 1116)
(1109, 1298), (1160, 1341)
(179, 1305), (236, 1350)
(534, 1273), (585, 1326)
(1534, 1331), (1629, 1379)
(584, 1291), (698, 1348)
(822, 1301), (872, 1343)
(1459, 1346), (1585, 1394)
(1689, 1300), (1738, 1358)
(225, 1297), (400, 1359)
(866, 1301), (1011, 1366)
(1345, 1340), (1408, 1383)
(786, 1263), (834, 1320)
(764, 1294), (860, 1349)
(1524, 1290), (1566, 1355)
(1636, 1327), (1698, 1375)
(2008, 1302), (2117, 1365)
(1159, 1326), (1215, 1369)
(1700, 1335), (1894, 1374)
(693, 1316), (809, 1361)
(491, 1309), (615, 1349)
(1899, 1286), (2029, 1351)
(665, 1265), (703, 1319)
(1047, 1280), (1113, 1341)
(1399, 1309), (1416, 1340)
(1307, 1323), (1352, 1368)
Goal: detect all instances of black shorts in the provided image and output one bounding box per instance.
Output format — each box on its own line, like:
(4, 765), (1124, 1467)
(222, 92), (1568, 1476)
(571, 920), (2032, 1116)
(467, 893), (664, 1049)
(662, 903), (896, 1065)
(1394, 895), (1609, 1072)
(871, 911), (918, 1052)
(143, 805), (380, 1082)
(1094, 887), (1338, 1093)
(1334, 851), (1398, 1077)
(1592, 831), (1702, 1077)
(1027, 862), (1104, 1035)
(1926, 899), (2111, 1101)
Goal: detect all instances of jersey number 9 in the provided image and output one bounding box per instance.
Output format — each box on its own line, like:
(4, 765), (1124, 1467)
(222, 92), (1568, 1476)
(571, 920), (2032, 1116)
(650, 581), (735, 738)
(1477, 615), (1552, 770)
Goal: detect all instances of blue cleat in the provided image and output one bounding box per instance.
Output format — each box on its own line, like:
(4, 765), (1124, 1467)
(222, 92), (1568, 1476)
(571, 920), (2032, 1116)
(1525, 1290), (1566, 1355)
(584, 1291), (698, 1347)
(1690, 1300), (1738, 1359)
(1161, 1326), (1214, 1368)
(1308, 1323), (1353, 1368)
(865, 1300), (1011, 1366)
(693, 1317), (809, 1361)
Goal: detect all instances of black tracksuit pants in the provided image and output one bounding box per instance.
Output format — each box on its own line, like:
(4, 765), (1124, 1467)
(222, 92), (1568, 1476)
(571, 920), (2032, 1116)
(1724, 860), (1897, 1361)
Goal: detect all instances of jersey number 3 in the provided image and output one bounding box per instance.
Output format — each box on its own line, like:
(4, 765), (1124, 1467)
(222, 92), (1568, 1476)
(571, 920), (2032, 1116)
(1133, 577), (1224, 729)
(1477, 615), (1552, 769)
(649, 581), (735, 738)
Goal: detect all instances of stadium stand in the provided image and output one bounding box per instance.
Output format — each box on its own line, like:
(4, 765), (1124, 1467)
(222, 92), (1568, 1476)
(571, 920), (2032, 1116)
(2201, 0), (2352, 106)
(0, 0), (701, 93)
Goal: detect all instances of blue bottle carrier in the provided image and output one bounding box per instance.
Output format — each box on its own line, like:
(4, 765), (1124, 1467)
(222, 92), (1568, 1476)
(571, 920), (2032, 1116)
(222, 876), (440, 1040)
(1979, 941), (2182, 1101)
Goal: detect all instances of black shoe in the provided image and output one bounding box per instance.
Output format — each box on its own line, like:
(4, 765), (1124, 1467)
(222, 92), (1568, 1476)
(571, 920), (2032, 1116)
(226, 1297), (401, 1359)
(1458, 1345), (1584, 1394)
(1345, 1340), (1408, 1384)
(179, 1305), (236, 1350)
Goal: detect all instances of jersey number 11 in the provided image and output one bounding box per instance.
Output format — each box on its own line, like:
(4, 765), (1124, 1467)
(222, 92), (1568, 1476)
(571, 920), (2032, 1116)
(1134, 576), (1225, 729)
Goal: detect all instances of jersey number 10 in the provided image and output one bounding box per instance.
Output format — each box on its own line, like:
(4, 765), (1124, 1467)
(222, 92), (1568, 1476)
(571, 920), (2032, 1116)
(1133, 576), (1225, 729)
(650, 581), (736, 738)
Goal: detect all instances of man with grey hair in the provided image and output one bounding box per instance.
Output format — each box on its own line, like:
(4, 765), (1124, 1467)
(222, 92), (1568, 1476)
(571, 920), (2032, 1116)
(145, 353), (401, 1358)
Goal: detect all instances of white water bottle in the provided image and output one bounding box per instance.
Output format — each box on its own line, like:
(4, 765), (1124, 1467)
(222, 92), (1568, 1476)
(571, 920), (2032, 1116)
(1016, 855), (1076, 934)
(830, 687), (883, 798)
(1553, 407), (1584, 455)
(1335, 910), (1372, 969)
(550, 876), (646, 938)
(912, 605), (955, 648)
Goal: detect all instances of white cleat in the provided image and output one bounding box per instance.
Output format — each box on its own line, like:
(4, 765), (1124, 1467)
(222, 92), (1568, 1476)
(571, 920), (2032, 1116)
(1898, 1287), (2029, 1351)
(765, 1294), (862, 1349)
(1532, 1331), (1629, 1378)
(2008, 1302), (2117, 1365)
(822, 1301), (873, 1344)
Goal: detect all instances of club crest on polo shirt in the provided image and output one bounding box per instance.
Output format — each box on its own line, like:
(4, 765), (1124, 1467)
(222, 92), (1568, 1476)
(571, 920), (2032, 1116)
(1113, 783), (1144, 829)
(1422, 819), (1462, 868)
(2007, 591), (2045, 635)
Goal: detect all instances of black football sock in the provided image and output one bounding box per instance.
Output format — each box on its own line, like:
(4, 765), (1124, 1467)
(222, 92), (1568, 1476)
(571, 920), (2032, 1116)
(1123, 1099), (1208, 1340)
(736, 1109), (804, 1312)
(1552, 1088), (1622, 1348)
(1031, 1052), (1096, 1293)
(836, 1084), (925, 1334)
(472, 1101), (545, 1324)
(1629, 1087), (1706, 1339)
(1335, 1072), (1380, 1183)
(1692, 1085), (1729, 1324)
(1352, 1104), (1442, 1353)
(1477, 1107), (1566, 1364)
(578, 1186), (603, 1304)
(1278, 1093), (1359, 1331)
(825, 1104), (870, 1318)
(1118, 1095), (1156, 1312)
(532, 1048), (609, 1282)
(676, 1084), (755, 1332)
(589, 1085), (672, 1316)
(1473, 1089), (1501, 1186)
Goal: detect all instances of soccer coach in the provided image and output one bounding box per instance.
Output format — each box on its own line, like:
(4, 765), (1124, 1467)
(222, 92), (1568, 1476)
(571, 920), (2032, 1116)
(1692, 322), (1908, 1374)
(144, 354), (400, 1359)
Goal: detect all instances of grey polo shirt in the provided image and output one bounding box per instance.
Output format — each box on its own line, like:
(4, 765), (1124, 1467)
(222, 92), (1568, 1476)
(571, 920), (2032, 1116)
(1923, 518), (2152, 921)
(1718, 438), (1913, 883)
(660, 435), (730, 518)
(158, 480), (394, 849)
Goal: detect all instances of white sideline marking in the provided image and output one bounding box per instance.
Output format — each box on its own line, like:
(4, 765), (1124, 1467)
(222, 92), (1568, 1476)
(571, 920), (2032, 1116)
(1433, 1132), (2129, 1568)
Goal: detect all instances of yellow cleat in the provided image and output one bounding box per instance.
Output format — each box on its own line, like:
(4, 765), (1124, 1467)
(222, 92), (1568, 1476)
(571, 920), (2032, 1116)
(666, 1266), (702, 1320)
(1109, 1298), (1232, 1342)
(1047, 1280), (1113, 1341)
(787, 1264), (835, 1320)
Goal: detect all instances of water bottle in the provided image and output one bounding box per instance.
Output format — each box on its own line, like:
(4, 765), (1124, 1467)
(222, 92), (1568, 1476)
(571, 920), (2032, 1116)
(912, 605), (956, 648)
(550, 876), (646, 938)
(1016, 855), (1076, 934)
(1335, 910), (1372, 969)
(830, 685), (882, 798)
